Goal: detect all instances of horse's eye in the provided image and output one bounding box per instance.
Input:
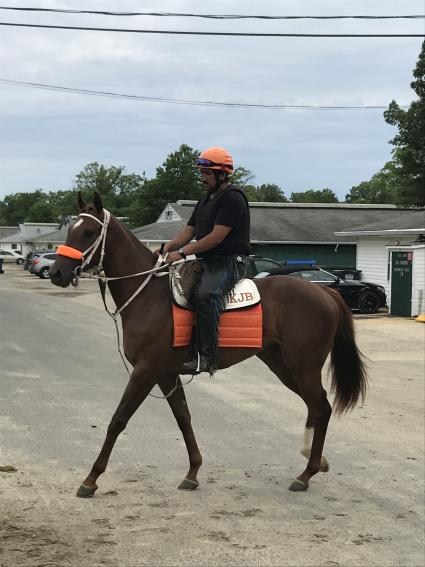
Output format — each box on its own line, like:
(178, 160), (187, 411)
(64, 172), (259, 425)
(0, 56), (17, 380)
(83, 229), (94, 237)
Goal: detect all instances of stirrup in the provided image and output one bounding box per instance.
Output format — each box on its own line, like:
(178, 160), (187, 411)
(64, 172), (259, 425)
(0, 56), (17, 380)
(181, 352), (202, 375)
(181, 353), (212, 375)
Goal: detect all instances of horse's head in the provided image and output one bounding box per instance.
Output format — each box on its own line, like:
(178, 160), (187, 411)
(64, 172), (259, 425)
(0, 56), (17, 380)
(50, 191), (108, 287)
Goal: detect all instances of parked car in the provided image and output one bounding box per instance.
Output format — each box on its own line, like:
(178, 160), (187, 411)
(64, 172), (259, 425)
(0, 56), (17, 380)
(29, 252), (58, 278)
(0, 248), (25, 264)
(24, 249), (51, 270)
(254, 266), (387, 314)
(246, 256), (286, 278)
(325, 267), (362, 281)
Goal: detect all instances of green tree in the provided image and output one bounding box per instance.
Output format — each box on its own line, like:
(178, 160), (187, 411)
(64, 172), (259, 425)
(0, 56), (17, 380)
(0, 200), (7, 225)
(228, 168), (287, 202)
(290, 188), (338, 203)
(230, 166), (255, 187)
(130, 144), (202, 226)
(257, 183), (288, 202)
(48, 190), (80, 224)
(1, 191), (45, 225)
(26, 193), (57, 222)
(383, 41), (425, 206)
(74, 162), (145, 217)
(243, 183), (287, 202)
(345, 161), (400, 203)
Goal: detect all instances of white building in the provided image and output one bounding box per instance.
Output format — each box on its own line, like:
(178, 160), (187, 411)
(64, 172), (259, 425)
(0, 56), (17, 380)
(0, 222), (58, 256)
(336, 210), (425, 316)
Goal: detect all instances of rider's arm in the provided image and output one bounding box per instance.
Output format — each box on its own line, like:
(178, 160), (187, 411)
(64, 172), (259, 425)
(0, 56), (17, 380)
(182, 225), (231, 256)
(165, 225), (196, 253)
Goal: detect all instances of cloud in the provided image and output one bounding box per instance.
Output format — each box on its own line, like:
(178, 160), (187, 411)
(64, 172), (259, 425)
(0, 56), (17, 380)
(0, 0), (423, 200)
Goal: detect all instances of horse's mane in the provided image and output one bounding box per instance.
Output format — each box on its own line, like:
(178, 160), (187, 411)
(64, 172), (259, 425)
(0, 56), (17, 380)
(82, 203), (155, 261)
(111, 213), (155, 260)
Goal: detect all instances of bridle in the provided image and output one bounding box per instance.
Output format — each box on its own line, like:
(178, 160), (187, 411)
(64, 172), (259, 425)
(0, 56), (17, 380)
(56, 209), (170, 314)
(57, 210), (111, 285)
(56, 209), (193, 399)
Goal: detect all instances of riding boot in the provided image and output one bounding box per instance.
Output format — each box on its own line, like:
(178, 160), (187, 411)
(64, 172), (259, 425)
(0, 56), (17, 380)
(180, 313), (216, 375)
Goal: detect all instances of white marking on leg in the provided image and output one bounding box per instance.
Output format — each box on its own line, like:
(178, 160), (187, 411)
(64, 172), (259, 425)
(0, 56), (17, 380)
(301, 427), (314, 458)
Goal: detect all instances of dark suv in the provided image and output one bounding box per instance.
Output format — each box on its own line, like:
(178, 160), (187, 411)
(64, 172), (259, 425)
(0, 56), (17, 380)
(254, 265), (387, 314)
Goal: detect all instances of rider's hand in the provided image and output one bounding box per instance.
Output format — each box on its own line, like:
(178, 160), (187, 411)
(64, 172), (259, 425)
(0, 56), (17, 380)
(154, 246), (168, 258)
(166, 251), (184, 263)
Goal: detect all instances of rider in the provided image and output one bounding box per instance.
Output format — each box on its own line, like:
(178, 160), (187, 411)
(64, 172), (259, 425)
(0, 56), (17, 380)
(157, 147), (251, 375)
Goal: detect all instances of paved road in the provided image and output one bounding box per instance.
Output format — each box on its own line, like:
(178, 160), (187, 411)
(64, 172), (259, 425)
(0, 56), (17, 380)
(0, 265), (424, 566)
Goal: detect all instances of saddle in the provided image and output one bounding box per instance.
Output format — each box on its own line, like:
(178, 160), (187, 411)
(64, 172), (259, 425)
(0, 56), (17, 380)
(171, 260), (261, 310)
(170, 261), (263, 349)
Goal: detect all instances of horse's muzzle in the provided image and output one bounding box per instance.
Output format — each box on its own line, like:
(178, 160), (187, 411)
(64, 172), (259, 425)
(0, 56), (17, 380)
(49, 259), (75, 288)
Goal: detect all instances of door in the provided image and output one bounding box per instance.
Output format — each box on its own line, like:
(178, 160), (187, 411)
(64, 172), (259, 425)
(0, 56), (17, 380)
(391, 251), (413, 316)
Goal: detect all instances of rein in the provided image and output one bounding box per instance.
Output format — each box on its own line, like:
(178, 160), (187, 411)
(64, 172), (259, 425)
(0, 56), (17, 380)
(57, 209), (193, 400)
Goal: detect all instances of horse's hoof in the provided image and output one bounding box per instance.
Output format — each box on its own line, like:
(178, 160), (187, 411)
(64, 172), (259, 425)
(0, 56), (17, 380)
(77, 483), (98, 498)
(289, 479), (309, 492)
(320, 457), (329, 472)
(178, 478), (199, 490)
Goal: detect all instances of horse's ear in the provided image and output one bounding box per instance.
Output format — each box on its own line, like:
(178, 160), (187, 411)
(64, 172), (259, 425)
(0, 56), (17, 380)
(93, 191), (103, 213)
(77, 190), (85, 210)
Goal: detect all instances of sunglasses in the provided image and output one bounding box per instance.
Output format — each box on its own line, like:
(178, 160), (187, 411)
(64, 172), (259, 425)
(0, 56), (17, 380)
(195, 158), (220, 167)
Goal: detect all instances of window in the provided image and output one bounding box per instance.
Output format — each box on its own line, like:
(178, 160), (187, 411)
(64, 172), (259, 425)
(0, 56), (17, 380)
(299, 270), (336, 283)
(254, 259), (283, 274)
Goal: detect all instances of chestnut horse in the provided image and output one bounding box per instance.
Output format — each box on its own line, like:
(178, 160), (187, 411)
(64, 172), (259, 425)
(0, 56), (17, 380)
(49, 192), (367, 497)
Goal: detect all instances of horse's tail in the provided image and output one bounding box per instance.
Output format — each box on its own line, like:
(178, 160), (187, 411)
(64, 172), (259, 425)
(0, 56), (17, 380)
(323, 287), (368, 415)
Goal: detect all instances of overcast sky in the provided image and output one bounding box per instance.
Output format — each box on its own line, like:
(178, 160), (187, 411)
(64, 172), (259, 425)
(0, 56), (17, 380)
(0, 0), (424, 202)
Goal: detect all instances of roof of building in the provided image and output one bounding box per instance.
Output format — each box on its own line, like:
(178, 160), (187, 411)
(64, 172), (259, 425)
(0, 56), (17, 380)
(31, 227), (69, 243)
(0, 226), (20, 241)
(0, 222), (59, 243)
(134, 201), (418, 244)
(133, 220), (188, 242)
(335, 209), (425, 236)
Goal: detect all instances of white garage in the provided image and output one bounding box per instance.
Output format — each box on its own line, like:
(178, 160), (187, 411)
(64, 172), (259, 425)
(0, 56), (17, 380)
(336, 210), (425, 317)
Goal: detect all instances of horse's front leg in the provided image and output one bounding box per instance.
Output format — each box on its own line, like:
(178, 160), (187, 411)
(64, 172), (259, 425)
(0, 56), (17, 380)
(77, 362), (157, 498)
(158, 375), (203, 490)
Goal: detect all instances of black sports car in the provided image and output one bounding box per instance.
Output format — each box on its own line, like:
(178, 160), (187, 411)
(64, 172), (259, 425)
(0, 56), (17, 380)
(254, 266), (387, 314)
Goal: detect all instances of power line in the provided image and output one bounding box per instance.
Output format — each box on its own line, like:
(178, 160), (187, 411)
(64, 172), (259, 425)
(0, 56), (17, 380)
(0, 78), (410, 110)
(0, 22), (423, 37)
(0, 7), (424, 20)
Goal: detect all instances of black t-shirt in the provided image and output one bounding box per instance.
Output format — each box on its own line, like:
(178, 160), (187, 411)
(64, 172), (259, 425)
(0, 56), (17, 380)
(187, 184), (250, 257)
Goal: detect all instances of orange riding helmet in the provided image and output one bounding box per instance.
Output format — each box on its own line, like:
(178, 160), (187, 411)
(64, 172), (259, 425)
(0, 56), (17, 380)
(195, 147), (234, 174)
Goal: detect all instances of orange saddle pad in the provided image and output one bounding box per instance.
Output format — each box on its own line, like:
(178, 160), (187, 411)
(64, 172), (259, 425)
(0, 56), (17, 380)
(172, 303), (263, 348)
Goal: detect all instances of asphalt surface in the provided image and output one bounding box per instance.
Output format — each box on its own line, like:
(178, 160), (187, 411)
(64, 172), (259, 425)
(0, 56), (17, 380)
(0, 264), (424, 567)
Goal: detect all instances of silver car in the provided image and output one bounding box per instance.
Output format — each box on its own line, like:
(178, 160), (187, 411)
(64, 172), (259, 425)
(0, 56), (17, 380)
(30, 252), (58, 279)
(0, 248), (25, 264)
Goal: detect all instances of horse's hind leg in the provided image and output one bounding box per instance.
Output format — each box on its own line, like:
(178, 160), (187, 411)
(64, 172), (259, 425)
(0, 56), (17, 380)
(158, 375), (202, 490)
(77, 363), (157, 498)
(289, 375), (332, 492)
(302, 411), (329, 473)
(257, 346), (331, 491)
